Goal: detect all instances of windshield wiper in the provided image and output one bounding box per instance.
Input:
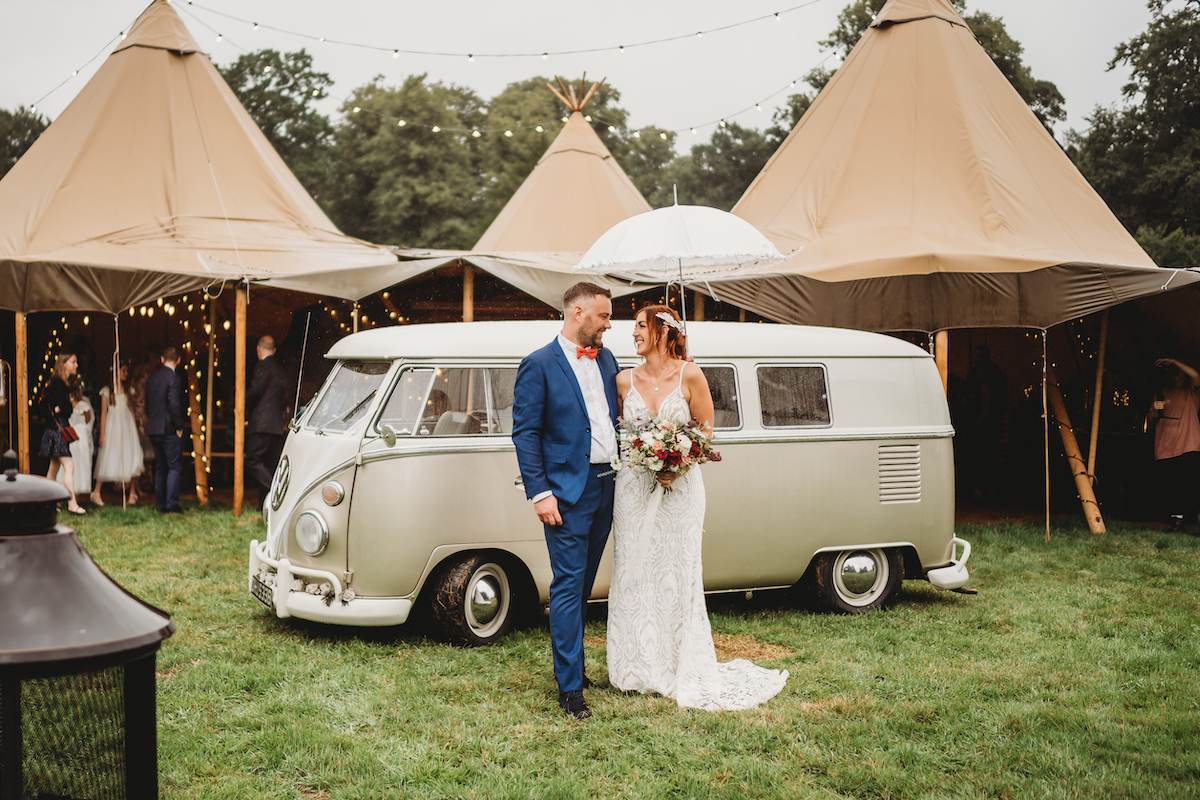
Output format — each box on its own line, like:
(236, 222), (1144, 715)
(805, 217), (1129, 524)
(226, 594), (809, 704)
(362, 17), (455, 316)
(317, 389), (377, 435)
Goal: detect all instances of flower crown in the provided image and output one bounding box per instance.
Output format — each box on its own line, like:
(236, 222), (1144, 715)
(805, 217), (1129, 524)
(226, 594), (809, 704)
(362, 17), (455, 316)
(656, 312), (685, 333)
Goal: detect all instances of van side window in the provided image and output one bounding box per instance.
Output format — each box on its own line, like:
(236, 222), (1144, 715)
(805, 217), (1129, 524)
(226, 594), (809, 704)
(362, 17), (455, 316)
(378, 367), (518, 436)
(377, 368), (435, 435)
(699, 366), (740, 429)
(757, 366), (831, 427)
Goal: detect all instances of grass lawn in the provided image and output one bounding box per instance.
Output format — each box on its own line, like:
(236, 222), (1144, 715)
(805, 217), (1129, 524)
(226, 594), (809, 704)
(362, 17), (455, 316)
(61, 504), (1200, 799)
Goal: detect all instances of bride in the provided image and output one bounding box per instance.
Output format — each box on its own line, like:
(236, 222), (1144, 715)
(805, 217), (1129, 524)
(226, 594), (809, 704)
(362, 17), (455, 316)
(606, 305), (788, 711)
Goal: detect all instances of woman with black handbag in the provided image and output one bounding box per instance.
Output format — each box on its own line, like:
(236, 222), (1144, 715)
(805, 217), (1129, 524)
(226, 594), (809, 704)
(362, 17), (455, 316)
(41, 349), (86, 515)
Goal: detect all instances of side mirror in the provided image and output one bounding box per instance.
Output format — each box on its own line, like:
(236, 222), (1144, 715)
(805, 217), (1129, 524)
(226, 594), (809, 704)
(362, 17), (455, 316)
(380, 424), (397, 448)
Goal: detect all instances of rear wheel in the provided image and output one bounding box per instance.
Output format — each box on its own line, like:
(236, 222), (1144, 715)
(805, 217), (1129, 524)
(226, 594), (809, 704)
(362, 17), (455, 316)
(810, 548), (903, 613)
(432, 555), (515, 645)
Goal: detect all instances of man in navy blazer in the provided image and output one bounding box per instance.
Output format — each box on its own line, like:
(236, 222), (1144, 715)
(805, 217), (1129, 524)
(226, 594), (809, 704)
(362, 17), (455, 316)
(513, 282), (619, 720)
(144, 345), (184, 513)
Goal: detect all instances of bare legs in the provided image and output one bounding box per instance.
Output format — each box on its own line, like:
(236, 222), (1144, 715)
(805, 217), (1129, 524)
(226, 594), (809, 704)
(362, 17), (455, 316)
(49, 456), (83, 513)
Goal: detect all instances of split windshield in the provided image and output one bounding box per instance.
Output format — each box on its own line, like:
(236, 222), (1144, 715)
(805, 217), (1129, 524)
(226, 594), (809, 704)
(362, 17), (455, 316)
(306, 361), (390, 433)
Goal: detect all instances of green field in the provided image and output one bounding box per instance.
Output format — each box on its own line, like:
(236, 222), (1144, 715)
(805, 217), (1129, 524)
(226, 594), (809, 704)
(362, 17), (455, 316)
(63, 505), (1200, 799)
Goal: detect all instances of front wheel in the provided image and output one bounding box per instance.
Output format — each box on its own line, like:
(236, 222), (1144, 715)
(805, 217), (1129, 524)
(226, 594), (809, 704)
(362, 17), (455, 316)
(810, 548), (903, 613)
(432, 556), (515, 645)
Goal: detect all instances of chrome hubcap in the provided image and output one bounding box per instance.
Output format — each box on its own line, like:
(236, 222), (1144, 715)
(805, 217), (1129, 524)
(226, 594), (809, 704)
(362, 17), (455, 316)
(839, 551), (879, 595)
(469, 576), (501, 625)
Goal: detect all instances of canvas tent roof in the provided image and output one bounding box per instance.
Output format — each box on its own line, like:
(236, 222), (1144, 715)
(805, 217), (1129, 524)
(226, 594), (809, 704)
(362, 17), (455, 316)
(0, 0), (396, 314)
(265, 109), (649, 308)
(711, 0), (1198, 331)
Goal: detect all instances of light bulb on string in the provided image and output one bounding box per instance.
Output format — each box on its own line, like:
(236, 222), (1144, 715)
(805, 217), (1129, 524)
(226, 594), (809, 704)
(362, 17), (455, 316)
(608, 126), (616, 133)
(468, 54), (474, 62)
(398, 119), (406, 126)
(659, 132), (667, 140)
(431, 125), (440, 132)
(504, 130), (513, 137)
(392, 50), (399, 58)
(472, 130), (481, 138)
(535, 125), (544, 133)
(253, 22), (259, 30)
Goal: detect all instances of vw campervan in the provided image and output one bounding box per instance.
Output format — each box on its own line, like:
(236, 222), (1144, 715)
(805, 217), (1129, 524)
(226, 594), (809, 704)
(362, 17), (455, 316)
(249, 321), (970, 644)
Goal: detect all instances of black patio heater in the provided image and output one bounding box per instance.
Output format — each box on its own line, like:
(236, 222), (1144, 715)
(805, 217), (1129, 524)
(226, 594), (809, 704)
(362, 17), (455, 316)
(0, 449), (176, 800)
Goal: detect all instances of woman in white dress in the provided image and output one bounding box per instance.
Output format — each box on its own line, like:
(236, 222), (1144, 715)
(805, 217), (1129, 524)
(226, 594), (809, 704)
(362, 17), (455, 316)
(607, 305), (788, 711)
(91, 361), (144, 505)
(56, 379), (94, 496)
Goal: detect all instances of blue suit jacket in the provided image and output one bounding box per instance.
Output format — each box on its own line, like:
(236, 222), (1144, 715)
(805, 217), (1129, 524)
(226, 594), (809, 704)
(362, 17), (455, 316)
(512, 339), (620, 507)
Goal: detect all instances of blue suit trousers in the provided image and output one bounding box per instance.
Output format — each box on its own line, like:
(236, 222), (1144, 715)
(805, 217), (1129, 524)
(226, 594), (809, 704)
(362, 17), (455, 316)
(543, 463), (614, 692)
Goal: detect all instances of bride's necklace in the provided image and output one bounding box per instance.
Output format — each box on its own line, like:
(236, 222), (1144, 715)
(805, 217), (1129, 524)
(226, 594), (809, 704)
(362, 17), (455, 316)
(640, 364), (674, 392)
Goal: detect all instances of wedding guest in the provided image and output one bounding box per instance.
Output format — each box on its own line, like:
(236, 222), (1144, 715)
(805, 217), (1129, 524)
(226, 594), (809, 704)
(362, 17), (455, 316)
(56, 377), (95, 498)
(1148, 357), (1200, 531)
(246, 335), (289, 512)
(41, 350), (85, 515)
(145, 345), (184, 513)
(93, 359), (144, 506)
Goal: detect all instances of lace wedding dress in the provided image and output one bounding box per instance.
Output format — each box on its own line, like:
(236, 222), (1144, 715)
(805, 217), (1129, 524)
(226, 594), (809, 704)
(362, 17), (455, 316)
(607, 368), (788, 711)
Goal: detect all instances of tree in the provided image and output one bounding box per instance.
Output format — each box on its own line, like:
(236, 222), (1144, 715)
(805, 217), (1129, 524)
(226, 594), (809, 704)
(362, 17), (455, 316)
(650, 122), (776, 211)
(821, 0), (1065, 130)
(328, 75), (486, 249)
(218, 50), (337, 209)
(623, 127), (677, 205)
(0, 107), (48, 180)
(1068, 0), (1200, 265)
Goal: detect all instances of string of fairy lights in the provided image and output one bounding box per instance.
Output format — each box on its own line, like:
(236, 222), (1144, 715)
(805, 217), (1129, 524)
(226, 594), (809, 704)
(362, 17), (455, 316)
(19, 0), (838, 139)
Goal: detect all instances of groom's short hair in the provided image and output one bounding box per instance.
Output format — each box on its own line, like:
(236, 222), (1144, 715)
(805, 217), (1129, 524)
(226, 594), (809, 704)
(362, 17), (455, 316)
(562, 282), (612, 315)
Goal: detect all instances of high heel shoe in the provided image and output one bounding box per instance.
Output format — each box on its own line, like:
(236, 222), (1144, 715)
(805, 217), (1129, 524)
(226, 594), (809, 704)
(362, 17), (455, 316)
(127, 492), (138, 505)
(90, 491), (105, 506)
(66, 505), (87, 516)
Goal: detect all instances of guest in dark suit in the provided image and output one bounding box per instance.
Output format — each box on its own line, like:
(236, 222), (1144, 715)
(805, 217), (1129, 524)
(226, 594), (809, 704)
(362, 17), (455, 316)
(246, 335), (289, 512)
(144, 345), (184, 513)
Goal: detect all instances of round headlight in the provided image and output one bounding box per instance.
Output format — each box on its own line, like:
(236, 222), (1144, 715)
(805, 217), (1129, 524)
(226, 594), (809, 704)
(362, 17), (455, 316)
(294, 510), (329, 556)
(321, 481), (345, 506)
(270, 455), (290, 511)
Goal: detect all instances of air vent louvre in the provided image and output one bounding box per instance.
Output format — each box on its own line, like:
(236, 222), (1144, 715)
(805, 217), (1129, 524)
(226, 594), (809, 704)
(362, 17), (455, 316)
(879, 443), (921, 503)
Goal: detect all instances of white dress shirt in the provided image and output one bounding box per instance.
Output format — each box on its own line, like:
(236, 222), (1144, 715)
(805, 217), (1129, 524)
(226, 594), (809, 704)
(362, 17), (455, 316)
(530, 335), (618, 503)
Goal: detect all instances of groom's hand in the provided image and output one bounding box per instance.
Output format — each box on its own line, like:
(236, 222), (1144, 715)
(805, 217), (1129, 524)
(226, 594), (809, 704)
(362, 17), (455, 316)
(534, 495), (562, 526)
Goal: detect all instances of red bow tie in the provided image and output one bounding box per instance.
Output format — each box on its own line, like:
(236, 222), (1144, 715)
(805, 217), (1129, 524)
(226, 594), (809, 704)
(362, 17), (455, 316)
(576, 346), (598, 360)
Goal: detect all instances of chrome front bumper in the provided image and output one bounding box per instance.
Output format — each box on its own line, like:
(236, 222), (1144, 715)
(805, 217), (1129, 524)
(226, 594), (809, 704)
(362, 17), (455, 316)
(925, 537), (971, 590)
(249, 539), (413, 627)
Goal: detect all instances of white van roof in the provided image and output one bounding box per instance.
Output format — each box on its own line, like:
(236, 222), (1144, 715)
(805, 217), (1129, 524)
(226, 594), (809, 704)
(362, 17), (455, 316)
(326, 321), (930, 361)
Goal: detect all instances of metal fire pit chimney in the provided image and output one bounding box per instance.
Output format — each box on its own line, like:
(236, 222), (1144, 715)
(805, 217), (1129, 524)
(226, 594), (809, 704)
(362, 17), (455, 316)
(0, 449), (176, 800)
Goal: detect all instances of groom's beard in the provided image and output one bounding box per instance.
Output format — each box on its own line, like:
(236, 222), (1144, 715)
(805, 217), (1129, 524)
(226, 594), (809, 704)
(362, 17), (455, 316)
(579, 324), (605, 349)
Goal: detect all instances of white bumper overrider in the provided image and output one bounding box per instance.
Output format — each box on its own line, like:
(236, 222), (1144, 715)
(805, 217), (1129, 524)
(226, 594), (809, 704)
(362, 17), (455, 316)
(926, 537), (971, 590)
(249, 539), (413, 627)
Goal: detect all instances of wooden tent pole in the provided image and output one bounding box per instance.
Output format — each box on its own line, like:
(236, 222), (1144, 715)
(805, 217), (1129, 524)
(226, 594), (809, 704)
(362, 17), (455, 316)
(1047, 365), (1106, 534)
(233, 285), (247, 517)
(693, 291), (705, 322)
(352, 301), (359, 334)
(187, 343), (208, 505)
(1087, 310), (1109, 483)
(15, 313), (28, 473)
(463, 263), (475, 322)
(1042, 330), (1049, 543)
(934, 330), (949, 394)
(205, 301), (215, 478)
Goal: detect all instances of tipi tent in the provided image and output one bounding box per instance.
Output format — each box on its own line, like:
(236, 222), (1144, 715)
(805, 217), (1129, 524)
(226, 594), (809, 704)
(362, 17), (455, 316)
(265, 80), (647, 309)
(711, 0), (1198, 332)
(0, 0), (396, 314)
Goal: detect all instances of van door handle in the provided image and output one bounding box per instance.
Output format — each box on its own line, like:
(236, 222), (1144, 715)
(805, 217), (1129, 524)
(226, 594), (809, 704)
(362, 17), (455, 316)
(514, 476), (524, 487)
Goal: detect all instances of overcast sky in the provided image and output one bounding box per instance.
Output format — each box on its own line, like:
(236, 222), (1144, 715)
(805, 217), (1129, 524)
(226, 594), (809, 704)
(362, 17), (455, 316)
(2, 0), (1152, 143)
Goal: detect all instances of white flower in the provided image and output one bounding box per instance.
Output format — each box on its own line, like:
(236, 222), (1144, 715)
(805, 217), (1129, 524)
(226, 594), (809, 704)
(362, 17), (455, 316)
(628, 407), (652, 429)
(318, 582), (333, 595)
(292, 578), (304, 592)
(305, 583), (322, 595)
(341, 589), (356, 603)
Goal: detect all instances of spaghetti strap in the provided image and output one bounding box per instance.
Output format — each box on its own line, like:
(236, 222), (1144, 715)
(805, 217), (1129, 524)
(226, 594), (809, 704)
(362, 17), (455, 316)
(676, 362), (687, 393)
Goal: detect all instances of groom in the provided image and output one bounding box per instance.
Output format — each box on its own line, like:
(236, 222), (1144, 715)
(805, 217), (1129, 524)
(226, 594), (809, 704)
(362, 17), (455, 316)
(512, 282), (619, 720)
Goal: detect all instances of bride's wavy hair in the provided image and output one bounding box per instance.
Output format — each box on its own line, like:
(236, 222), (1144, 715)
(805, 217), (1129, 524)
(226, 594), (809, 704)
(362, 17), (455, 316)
(639, 304), (687, 361)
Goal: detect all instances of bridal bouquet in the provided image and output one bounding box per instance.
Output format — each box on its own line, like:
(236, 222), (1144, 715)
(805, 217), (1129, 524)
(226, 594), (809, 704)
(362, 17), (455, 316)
(612, 409), (721, 488)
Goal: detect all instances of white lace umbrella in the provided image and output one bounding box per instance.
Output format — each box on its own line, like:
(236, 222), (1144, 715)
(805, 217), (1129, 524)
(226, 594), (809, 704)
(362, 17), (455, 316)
(573, 200), (785, 321)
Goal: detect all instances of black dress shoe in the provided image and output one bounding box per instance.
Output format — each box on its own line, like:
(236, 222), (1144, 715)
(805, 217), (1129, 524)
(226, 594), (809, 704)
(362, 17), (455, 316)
(558, 690), (592, 720)
(163, 506), (185, 514)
